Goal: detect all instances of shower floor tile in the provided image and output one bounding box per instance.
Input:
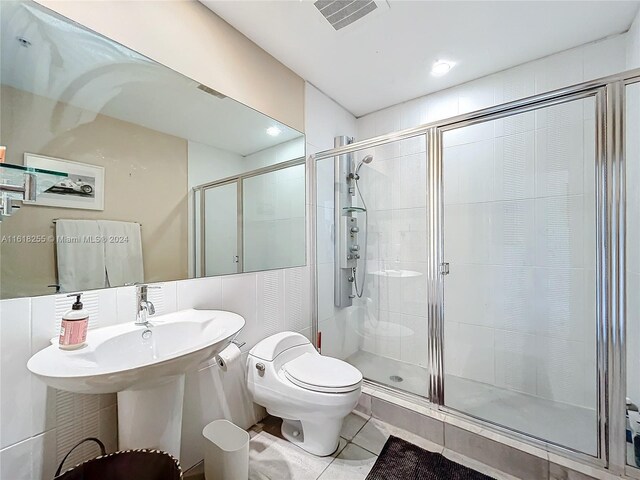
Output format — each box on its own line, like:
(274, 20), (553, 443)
(345, 349), (598, 455)
(346, 349), (429, 397)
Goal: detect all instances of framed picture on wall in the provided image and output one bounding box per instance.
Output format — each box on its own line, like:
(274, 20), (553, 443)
(23, 153), (105, 210)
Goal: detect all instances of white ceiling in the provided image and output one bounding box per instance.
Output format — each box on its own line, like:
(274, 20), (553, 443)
(204, 0), (640, 117)
(0, 1), (302, 157)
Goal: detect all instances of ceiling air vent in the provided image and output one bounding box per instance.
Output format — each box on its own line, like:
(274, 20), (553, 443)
(197, 84), (226, 99)
(314, 0), (381, 31)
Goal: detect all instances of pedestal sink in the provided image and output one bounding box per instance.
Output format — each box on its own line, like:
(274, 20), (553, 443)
(27, 308), (244, 458)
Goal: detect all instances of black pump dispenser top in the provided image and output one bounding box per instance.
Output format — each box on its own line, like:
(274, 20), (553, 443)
(67, 293), (83, 310)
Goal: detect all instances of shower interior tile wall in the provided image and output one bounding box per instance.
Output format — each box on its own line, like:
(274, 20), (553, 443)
(0, 267), (312, 478)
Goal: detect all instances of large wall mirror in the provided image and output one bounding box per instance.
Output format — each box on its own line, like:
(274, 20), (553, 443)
(0, 1), (306, 300)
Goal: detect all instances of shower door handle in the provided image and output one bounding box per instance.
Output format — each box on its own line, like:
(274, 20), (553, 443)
(440, 263), (450, 275)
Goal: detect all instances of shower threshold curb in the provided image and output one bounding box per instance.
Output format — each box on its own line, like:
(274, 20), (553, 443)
(361, 384), (624, 480)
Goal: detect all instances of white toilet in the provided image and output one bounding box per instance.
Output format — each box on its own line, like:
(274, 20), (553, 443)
(246, 332), (363, 456)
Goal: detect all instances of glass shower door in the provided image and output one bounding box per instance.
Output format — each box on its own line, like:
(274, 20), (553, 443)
(202, 181), (239, 276)
(442, 96), (599, 455)
(315, 135), (431, 397)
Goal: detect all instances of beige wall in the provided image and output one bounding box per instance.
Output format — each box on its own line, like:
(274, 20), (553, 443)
(0, 85), (188, 299)
(34, 0), (305, 132)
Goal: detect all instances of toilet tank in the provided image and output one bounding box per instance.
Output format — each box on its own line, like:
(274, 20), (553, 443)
(249, 332), (310, 361)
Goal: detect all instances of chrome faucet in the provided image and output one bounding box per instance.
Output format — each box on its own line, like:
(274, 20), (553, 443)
(135, 284), (158, 327)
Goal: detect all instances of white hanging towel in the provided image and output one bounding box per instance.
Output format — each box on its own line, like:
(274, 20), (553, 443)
(99, 220), (144, 287)
(55, 219), (107, 292)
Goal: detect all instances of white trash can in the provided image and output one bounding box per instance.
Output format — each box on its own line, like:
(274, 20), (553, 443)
(202, 419), (250, 480)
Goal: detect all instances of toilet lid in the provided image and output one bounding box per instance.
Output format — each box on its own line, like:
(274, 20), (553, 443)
(283, 353), (363, 393)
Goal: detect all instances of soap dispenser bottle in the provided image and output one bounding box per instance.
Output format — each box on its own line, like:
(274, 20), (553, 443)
(59, 293), (89, 350)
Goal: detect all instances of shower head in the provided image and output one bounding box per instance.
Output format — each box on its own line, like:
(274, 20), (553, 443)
(355, 155), (374, 175)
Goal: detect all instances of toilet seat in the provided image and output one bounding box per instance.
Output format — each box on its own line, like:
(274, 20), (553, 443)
(283, 352), (362, 393)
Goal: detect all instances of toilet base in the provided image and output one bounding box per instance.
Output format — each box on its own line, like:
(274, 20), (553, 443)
(280, 417), (343, 456)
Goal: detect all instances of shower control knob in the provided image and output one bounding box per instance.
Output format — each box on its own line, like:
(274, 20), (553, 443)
(348, 276), (354, 282)
(350, 245), (360, 252)
(354, 254), (360, 259)
(350, 226), (359, 233)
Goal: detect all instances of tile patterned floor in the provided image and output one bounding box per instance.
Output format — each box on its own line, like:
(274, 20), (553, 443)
(185, 411), (519, 480)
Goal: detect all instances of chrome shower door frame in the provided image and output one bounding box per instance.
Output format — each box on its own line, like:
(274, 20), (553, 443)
(434, 88), (607, 468)
(311, 67), (640, 473)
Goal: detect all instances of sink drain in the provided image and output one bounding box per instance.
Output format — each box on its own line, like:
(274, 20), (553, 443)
(389, 375), (403, 383)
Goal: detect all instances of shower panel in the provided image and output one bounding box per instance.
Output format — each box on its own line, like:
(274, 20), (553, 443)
(334, 135), (358, 308)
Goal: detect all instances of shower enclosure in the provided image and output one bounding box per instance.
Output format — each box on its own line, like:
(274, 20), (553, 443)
(313, 69), (639, 472)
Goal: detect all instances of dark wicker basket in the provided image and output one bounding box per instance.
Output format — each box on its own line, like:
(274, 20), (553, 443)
(54, 438), (182, 480)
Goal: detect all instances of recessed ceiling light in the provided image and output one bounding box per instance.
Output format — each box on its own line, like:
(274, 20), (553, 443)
(266, 126), (281, 136)
(431, 60), (454, 76)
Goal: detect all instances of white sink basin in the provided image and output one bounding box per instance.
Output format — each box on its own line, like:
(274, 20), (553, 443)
(28, 308), (244, 394)
(27, 308), (245, 458)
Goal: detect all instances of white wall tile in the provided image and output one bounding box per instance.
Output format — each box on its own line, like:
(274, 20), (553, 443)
(176, 276), (223, 310)
(458, 74), (498, 114)
(534, 47), (584, 94)
(534, 268), (587, 342)
(534, 195), (585, 268)
(583, 35), (627, 81)
(316, 206), (334, 265)
(318, 307), (360, 360)
(31, 429), (57, 480)
(30, 295), (56, 354)
(147, 281), (178, 317)
(95, 288), (118, 328)
(445, 264), (494, 328)
(222, 274), (258, 349)
(0, 437), (32, 480)
(256, 270), (285, 340)
(452, 324), (495, 385)
(115, 285), (137, 324)
(400, 313), (428, 367)
(284, 267), (311, 332)
(0, 298), (32, 449)
(494, 132), (535, 201)
(494, 329), (537, 395)
(425, 89), (459, 122)
(536, 336), (592, 408)
(492, 266), (536, 335)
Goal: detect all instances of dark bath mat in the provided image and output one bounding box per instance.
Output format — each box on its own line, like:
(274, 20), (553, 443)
(366, 435), (494, 480)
